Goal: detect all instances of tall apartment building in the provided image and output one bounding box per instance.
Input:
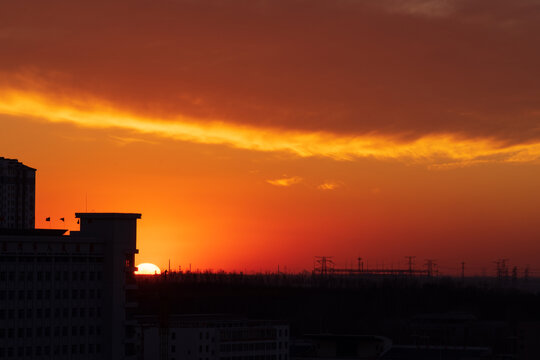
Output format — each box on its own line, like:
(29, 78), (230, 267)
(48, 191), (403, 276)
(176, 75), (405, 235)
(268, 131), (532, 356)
(0, 212), (141, 360)
(0, 157), (36, 229)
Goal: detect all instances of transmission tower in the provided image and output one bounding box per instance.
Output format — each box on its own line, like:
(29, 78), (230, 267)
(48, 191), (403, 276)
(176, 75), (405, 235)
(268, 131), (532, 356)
(495, 258), (510, 281)
(405, 256), (416, 275)
(512, 266), (518, 285)
(424, 259), (437, 277)
(314, 256), (335, 275)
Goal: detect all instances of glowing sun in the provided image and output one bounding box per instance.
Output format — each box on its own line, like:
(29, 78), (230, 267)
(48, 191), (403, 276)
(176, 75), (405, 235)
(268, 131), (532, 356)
(135, 263), (161, 275)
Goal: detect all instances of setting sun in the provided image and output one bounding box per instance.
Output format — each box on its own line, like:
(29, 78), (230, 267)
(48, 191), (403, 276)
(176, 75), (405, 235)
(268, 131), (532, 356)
(135, 263), (161, 275)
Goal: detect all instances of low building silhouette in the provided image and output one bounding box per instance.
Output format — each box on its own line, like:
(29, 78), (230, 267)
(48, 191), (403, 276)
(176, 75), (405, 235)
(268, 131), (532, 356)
(138, 315), (289, 360)
(291, 334), (392, 360)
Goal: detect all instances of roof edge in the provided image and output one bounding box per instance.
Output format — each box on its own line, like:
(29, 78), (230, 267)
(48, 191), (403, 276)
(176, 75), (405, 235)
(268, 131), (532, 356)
(75, 213), (142, 219)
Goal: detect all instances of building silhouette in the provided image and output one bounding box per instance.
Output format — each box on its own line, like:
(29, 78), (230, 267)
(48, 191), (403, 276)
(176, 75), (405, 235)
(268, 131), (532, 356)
(0, 157), (36, 230)
(0, 212), (141, 359)
(0, 157), (145, 359)
(138, 315), (289, 360)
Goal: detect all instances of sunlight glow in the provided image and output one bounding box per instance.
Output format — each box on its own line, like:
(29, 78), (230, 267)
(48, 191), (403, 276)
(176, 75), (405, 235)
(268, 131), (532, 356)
(1, 89), (540, 167)
(135, 263), (161, 275)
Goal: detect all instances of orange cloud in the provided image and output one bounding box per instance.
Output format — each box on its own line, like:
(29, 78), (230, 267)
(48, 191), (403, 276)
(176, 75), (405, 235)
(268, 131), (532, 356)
(267, 177), (303, 187)
(2, 89), (540, 166)
(317, 182), (339, 190)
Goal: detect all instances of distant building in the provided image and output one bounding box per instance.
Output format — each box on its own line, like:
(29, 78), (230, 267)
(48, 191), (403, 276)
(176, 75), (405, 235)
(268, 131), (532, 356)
(0, 212), (141, 360)
(382, 345), (492, 360)
(291, 334), (392, 360)
(0, 157), (36, 230)
(138, 315), (290, 360)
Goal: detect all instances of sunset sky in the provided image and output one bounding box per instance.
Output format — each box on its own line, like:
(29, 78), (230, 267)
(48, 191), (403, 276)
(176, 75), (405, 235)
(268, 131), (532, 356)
(1, 0), (540, 274)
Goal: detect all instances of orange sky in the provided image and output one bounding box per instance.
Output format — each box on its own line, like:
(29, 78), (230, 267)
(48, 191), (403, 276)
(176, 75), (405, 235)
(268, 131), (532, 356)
(1, 0), (540, 275)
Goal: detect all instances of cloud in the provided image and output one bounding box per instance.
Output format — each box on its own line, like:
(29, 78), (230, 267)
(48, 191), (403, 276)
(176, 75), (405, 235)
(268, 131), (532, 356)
(383, 0), (456, 18)
(267, 176), (303, 187)
(108, 135), (158, 146)
(317, 182), (340, 190)
(1, 0), (540, 159)
(2, 89), (540, 165)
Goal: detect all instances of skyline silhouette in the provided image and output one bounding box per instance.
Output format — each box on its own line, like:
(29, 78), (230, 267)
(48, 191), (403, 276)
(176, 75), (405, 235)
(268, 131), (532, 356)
(2, 155), (539, 276)
(2, 0), (540, 273)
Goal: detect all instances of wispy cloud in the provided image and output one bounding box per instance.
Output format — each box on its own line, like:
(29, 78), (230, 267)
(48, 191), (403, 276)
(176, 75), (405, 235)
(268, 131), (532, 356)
(108, 135), (158, 146)
(267, 176), (302, 187)
(317, 182), (340, 190)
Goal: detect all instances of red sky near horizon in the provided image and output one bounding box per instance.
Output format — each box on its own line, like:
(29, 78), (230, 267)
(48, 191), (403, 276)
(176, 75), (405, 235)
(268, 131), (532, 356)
(1, 0), (540, 275)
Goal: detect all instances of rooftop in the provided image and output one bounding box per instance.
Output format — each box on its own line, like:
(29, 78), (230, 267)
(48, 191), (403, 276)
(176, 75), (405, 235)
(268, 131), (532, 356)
(75, 213), (142, 219)
(0, 157), (36, 171)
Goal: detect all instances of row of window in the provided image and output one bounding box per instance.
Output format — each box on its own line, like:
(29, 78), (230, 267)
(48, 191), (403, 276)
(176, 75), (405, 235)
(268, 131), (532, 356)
(219, 343), (287, 353)
(220, 329), (286, 341)
(0, 306), (102, 320)
(218, 355), (286, 360)
(0, 255), (103, 262)
(0, 343), (101, 357)
(0, 325), (102, 339)
(0, 289), (103, 301)
(0, 270), (103, 282)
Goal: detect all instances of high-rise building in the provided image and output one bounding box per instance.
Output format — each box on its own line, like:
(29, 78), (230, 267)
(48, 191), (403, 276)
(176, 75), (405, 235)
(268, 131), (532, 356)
(0, 212), (141, 360)
(0, 157), (36, 230)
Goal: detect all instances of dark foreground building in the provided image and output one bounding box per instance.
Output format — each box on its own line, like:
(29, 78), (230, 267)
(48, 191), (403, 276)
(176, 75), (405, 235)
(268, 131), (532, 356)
(0, 212), (141, 360)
